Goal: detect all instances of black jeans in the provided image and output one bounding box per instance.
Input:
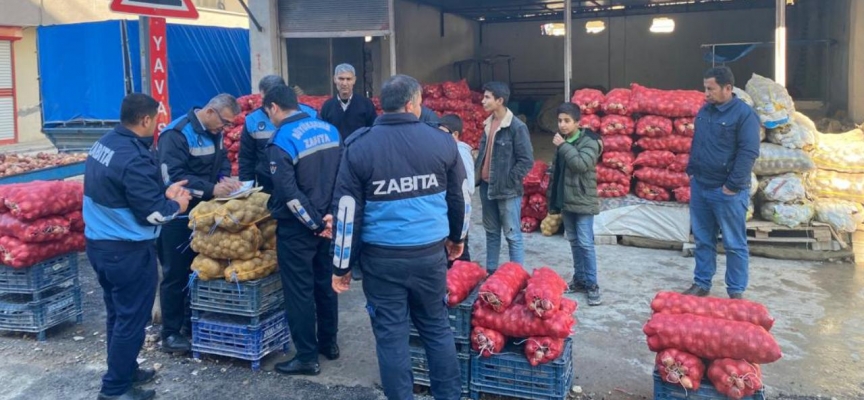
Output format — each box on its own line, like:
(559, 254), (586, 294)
(158, 219), (196, 339)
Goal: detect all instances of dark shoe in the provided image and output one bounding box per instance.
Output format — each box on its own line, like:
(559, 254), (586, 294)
(319, 343), (340, 360)
(567, 278), (587, 293)
(97, 387), (156, 400)
(133, 368), (156, 386)
(729, 292), (743, 300)
(161, 334), (191, 354)
(275, 358), (320, 376)
(587, 286), (602, 306)
(682, 284), (710, 297)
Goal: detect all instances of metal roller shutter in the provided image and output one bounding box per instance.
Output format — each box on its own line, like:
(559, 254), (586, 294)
(0, 41), (14, 142)
(278, 0), (390, 38)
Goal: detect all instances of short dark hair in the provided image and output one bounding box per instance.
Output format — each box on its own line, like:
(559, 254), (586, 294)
(439, 114), (463, 135)
(704, 66), (735, 87)
(120, 93), (159, 126)
(482, 81), (510, 105)
(262, 84), (298, 111)
(557, 102), (581, 121)
(258, 75), (285, 95)
(380, 74), (421, 112)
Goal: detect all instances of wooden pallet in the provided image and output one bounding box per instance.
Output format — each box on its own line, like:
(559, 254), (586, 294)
(745, 220), (838, 251)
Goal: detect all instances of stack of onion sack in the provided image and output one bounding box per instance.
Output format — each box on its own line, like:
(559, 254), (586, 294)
(645, 292), (780, 399)
(591, 88), (635, 198)
(187, 192), (279, 282)
(627, 84), (703, 203)
(471, 263), (576, 366)
(0, 181), (85, 268)
(520, 161), (550, 233)
(421, 80), (487, 150)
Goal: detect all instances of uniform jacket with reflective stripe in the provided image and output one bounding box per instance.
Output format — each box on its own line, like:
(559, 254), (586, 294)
(157, 108), (230, 209)
(330, 113), (469, 276)
(83, 125), (180, 242)
(239, 105), (318, 187)
(265, 111), (342, 232)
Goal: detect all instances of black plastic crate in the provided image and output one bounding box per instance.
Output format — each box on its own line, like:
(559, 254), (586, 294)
(190, 273), (283, 319)
(410, 287), (478, 344)
(470, 337), (573, 400)
(409, 334), (471, 394)
(653, 371), (766, 400)
(0, 253), (78, 294)
(191, 310), (290, 371)
(0, 283), (83, 341)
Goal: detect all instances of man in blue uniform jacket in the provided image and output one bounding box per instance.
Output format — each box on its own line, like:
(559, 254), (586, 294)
(239, 75), (317, 193)
(330, 74), (470, 400)
(264, 85), (342, 376)
(157, 94), (242, 354)
(84, 93), (191, 400)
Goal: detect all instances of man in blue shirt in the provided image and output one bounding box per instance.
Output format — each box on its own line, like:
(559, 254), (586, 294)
(264, 85), (342, 376)
(684, 67), (760, 299)
(330, 75), (468, 400)
(239, 75), (318, 193)
(84, 93), (191, 400)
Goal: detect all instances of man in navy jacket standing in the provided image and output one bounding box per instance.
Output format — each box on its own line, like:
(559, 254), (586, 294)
(318, 63), (377, 142)
(265, 85), (342, 376)
(84, 93), (191, 400)
(330, 74), (469, 400)
(684, 67), (760, 299)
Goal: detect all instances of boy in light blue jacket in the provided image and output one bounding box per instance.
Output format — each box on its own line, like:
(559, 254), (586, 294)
(439, 114), (475, 263)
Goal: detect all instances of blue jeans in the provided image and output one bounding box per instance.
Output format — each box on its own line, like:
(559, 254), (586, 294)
(562, 212), (598, 287)
(690, 180), (750, 295)
(480, 182), (525, 271)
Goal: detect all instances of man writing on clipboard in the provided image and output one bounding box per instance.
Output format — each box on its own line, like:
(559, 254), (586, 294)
(156, 94), (243, 355)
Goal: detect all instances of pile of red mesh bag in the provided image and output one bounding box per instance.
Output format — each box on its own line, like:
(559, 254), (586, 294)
(421, 80), (487, 149)
(521, 162), (550, 233)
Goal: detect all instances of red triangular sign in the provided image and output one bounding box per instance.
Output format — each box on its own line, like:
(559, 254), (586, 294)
(110, 0), (199, 19)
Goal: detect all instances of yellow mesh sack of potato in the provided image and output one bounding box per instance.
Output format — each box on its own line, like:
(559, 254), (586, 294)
(258, 219), (276, 250)
(810, 128), (864, 174)
(187, 192), (271, 233)
(225, 250), (278, 282)
(805, 169), (864, 203)
(191, 254), (228, 281)
(190, 225), (262, 261)
(540, 213), (563, 236)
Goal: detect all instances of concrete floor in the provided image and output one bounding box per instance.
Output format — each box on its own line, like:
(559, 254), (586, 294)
(2, 132), (863, 399)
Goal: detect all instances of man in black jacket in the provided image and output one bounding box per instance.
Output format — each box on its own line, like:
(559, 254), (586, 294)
(157, 94), (242, 354)
(318, 63), (377, 141)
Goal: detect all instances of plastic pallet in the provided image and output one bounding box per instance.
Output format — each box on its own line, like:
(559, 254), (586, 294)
(470, 338), (573, 400)
(0, 254), (78, 295)
(190, 273), (283, 319)
(0, 283), (83, 341)
(653, 371), (766, 400)
(409, 335), (471, 394)
(410, 287), (478, 344)
(192, 310), (291, 371)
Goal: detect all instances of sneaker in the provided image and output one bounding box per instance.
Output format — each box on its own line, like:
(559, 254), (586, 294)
(161, 334), (191, 354)
(568, 278), (587, 293)
(682, 284), (710, 297)
(587, 286), (602, 306)
(728, 292), (743, 299)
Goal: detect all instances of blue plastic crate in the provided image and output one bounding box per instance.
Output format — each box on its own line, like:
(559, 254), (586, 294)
(0, 283), (83, 341)
(191, 310), (290, 371)
(409, 334), (471, 394)
(653, 371), (766, 400)
(470, 338), (573, 400)
(410, 287), (478, 344)
(0, 253), (78, 294)
(190, 273), (283, 318)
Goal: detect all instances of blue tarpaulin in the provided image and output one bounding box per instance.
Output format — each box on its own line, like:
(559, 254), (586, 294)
(38, 20), (250, 124)
(38, 22), (128, 124)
